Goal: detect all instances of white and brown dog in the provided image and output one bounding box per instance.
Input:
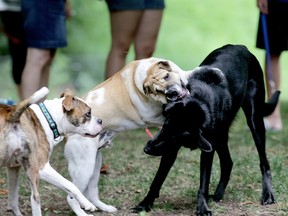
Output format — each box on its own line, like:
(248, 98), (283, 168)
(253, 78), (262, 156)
(0, 87), (103, 216)
(64, 57), (191, 215)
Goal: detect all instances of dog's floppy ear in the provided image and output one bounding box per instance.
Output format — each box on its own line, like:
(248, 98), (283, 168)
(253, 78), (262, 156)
(157, 61), (172, 72)
(61, 89), (76, 112)
(198, 131), (213, 152)
(184, 100), (213, 152)
(164, 98), (213, 152)
(192, 67), (225, 86)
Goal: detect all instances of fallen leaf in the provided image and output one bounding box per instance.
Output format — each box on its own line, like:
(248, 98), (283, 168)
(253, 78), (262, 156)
(100, 164), (109, 174)
(0, 189), (9, 195)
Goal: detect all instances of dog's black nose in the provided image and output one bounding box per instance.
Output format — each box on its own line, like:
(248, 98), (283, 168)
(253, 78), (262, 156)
(143, 145), (151, 154)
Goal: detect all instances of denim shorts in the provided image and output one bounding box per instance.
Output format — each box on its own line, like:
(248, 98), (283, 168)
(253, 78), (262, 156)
(105, 0), (165, 11)
(21, 0), (67, 48)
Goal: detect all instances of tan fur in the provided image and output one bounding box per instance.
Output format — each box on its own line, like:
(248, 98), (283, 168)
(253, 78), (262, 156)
(85, 58), (188, 131)
(21, 109), (50, 169)
(87, 63), (143, 130)
(143, 61), (185, 103)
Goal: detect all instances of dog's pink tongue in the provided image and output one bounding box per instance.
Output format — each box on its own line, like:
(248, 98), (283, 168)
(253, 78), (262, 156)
(180, 89), (189, 98)
(145, 127), (154, 138)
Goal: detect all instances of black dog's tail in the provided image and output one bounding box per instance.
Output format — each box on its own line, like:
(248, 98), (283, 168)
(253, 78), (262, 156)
(262, 91), (281, 117)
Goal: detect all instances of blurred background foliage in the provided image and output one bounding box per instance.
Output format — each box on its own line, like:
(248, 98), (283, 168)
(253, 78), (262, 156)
(0, 0), (287, 101)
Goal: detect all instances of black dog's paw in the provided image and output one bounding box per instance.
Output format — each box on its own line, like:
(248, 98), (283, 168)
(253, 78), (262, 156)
(196, 209), (212, 216)
(130, 204), (152, 213)
(261, 193), (276, 205)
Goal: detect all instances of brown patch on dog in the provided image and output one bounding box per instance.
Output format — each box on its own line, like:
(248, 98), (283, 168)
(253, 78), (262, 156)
(61, 88), (93, 127)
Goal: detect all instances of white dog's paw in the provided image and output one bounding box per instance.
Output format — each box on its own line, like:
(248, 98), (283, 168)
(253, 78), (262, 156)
(79, 200), (97, 212)
(83, 203), (97, 212)
(95, 200), (117, 213)
(102, 205), (117, 213)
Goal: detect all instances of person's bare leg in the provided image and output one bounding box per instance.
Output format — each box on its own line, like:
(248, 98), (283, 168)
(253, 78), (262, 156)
(41, 49), (56, 88)
(134, 9), (163, 60)
(16, 85), (21, 100)
(264, 53), (282, 130)
(105, 11), (143, 79)
(20, 48), (56, 100)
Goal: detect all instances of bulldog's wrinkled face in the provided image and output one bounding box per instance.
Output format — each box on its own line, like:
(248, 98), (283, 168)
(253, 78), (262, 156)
(61, 89), (103, 138)
(143, 61), (189, 104)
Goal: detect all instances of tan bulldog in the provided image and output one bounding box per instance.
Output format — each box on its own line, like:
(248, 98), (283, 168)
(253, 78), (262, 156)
(64, 57), (192, 215)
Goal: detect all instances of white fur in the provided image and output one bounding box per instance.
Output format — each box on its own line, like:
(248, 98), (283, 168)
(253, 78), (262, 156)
(29, 98), (101, 215)
(30, 87), (49, 103)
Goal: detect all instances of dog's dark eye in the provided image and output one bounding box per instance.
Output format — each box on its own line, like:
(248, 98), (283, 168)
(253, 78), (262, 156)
(85, 111), (91, 118)
(164, 73), (169, 81)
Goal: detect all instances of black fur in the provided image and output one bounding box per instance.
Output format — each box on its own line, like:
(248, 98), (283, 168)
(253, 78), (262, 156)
(132, 44), (279, 215)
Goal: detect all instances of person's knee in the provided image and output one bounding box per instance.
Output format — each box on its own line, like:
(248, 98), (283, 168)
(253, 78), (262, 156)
(112, 41), (130, 57)
(27, 48), (55, 68)
(135, 42), (155, 59)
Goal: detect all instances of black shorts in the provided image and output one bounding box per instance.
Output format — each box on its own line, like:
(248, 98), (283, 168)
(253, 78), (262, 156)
(256, 0), (288, 54)
(0, 11), (27, 84)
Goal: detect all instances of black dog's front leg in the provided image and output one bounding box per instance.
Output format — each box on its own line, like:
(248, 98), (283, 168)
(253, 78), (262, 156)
(211, 135), (233, 202)
(131, 146), (180, 213)
(196, 150), (215, 216)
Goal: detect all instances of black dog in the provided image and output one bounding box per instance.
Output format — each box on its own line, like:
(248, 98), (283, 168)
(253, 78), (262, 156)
(132, 44), (279, 215)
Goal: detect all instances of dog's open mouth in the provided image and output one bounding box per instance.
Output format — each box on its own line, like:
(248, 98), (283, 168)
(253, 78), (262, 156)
(84, 132), (100, 138)
(166, 88), (189, 102)
(178, 88), (189, 99)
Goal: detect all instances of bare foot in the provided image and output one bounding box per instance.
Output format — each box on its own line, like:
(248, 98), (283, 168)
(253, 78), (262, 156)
(264, 105), (282, 131)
